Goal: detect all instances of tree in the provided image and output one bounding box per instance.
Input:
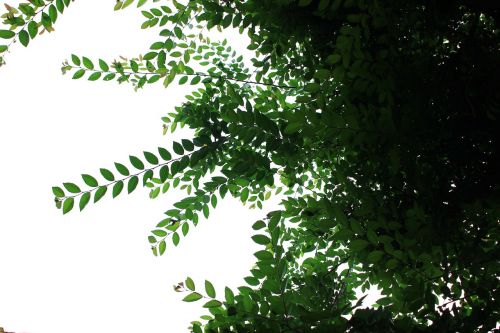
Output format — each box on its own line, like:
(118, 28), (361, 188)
(1, 0), (499, 332)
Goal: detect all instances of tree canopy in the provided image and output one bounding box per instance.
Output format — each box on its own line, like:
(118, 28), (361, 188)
(1, 0), (499, 332)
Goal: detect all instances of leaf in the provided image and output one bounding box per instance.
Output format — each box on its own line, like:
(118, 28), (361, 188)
(94, 186), (107, 203)
(88, 72), (101, 81)
(181, 139), (194, 151)
(27, 21), (38, 39)
(152, 229), (167, 237)
(128, 175), (139, 193)
(252, 220), (266, 230)
(71, 54), (80, 66)
(172, 232), (180, 246)
(52, 186), (65, 198)
(252, 235), (271, 245)
(100, 168), (115, 181)
(203, 300), (222, 308)
(112, 181), (124, 198)
(185, 277), (195, 291)
(350, 239), (369, 252)
(158, 147), (172, 160)
(298, 0), (313, 6)
(181, 222), (189, 236)
(225, 287), (234, 304)
(79, 192), (91, 211)
(82, 57), (94, 70)
(254, 250), (273, 261)
(305, 82), (320, 93)
(326, 54), (341, 64)
(172, 141), (184, 155)
(182, 292), (202, 302)
(82, 174), (98, 187)
(114, 162), (130, 176)
(202, 204), (209, 219)
(314, 68), (331, 80)
(159, 165), (169, 182)
(190, 76), (201, 85)
(367, 250), (384, 263)
(144, 151), (159, 164)
(63, 182), (81, 193)
(158, 240), (166, 255)
(129, 155), (145, 170)
(72, 69), (85, 79)
(205, 280), (216, 298)
(0, 30), (16, 39)
(62, 197), (74, 214)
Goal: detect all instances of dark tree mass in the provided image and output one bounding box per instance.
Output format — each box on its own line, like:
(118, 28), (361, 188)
(1, 0), (498, 332)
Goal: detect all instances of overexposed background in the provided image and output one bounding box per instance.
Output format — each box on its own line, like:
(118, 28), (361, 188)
(0, 1), (273, 332)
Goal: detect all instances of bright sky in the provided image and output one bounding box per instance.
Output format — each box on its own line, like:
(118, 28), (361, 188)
(0, 1), (275, 332)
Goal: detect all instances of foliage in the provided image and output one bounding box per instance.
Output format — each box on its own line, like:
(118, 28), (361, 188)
(2, 0), (499, 332)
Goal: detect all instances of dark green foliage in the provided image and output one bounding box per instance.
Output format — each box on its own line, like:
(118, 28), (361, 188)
(3, 0), (499, 332)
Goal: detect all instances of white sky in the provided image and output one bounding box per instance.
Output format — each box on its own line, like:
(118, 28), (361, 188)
(0, 1), (275, 332)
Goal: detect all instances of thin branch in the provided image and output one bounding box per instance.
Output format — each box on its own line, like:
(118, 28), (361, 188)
(65, 64), (297, 89)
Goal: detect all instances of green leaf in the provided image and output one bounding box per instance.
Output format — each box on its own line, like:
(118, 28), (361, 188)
(114, 162), (130, 176)
(97, 59), (109, 71)
(252, 220), (266, 230)
(82, 174), (99, 187)
(0, 45), (7, 53)
(185, 277), (195, 291)
(202, 204), (209, 219)
(305, 82), (320, 93)
(128, 175), (139, 193)
(27, 21), (38, 39)
(82, 57), (94, 70)
(181, 222), (189, 236)
(48, 4), (58, 22)
(205, 280), (216, 298)
(203, 300), (222, 308)
(326, 54), (341, 64)
(159, 165), (169, 182)
(100, 168), (115, 181)
(62, 197), (74, 214)
(350, 239), (369, 251)
(152, 229), (167, 237)
(182, 292), (202, 302)
(52, 186), (65, 198)
(172, 141), (184, 155)
(112, 181), (124, 198)
(172, 232), (180, 246)
(71, 54), (81, 66)
(0, 30), (15, 39)
(178, 76), (188, 85)
(313, 68), (331, 80)
(158, 240), (166, 255)
(298, 0), (313, 6)
(181, 139), (194, 151)
(190, 76), (201, 85)
(79, 192), (91, 211)
(252, 235), (270, 245)
(88, 72), (101, 81)
(158, 147), (172, 160)
(18, 30), (29, 47)
(72, 69), (85, 79)
(94, 186), (107, 203)
(225, 287), (235, 304)
(367, 250), (384, 263)
(63, 182), (81, 193)
(144, 151), (159, 164)
(254, 250), (273, 261)
(129, 155), (145, 170)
